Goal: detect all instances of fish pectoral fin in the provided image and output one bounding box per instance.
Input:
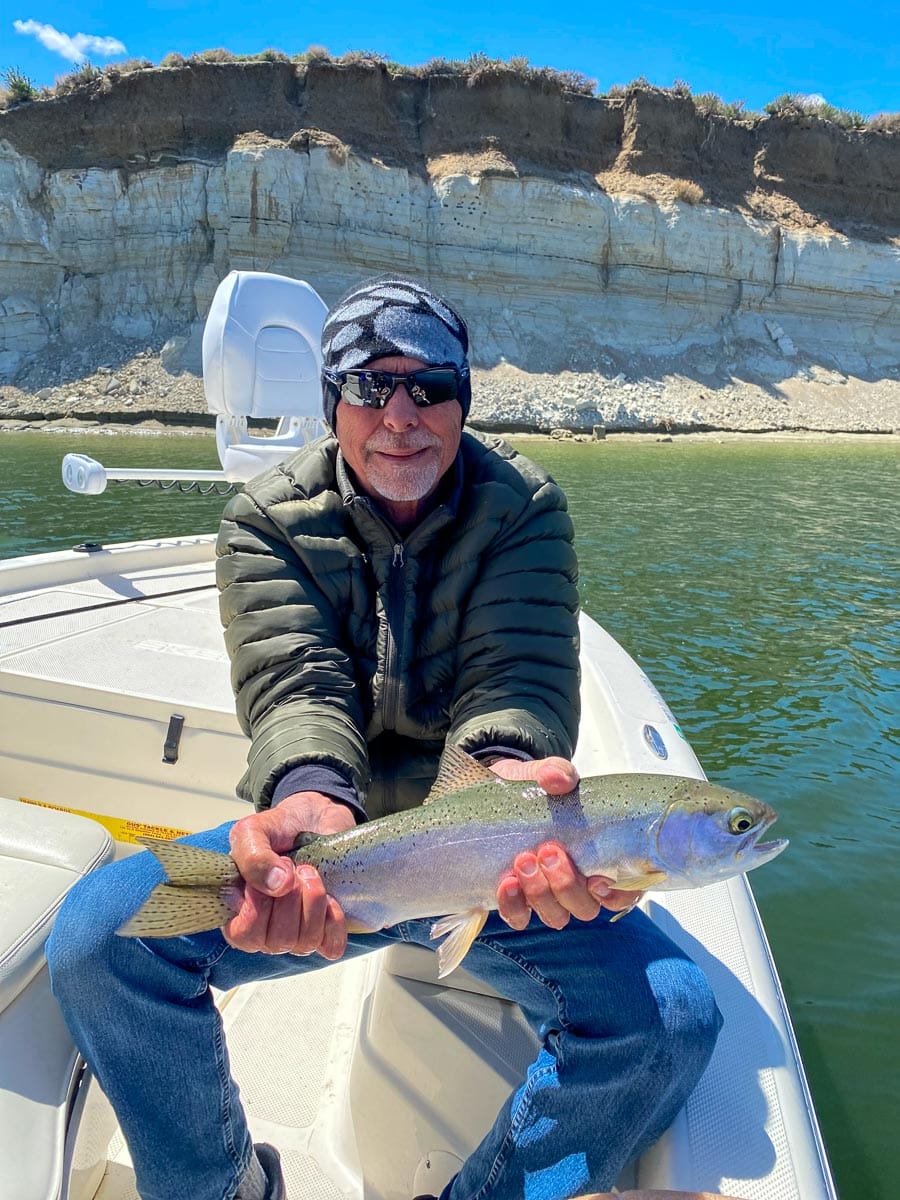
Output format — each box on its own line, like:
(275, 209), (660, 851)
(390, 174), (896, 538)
(610, 869), (668, 892)
(424, 744), (497, 803)
(135, 836), (239, 888)
(116, 883), (238, 939)
(430, 907), (489, 978)
(603, 869), (668, 923)
(344, 917), (379, 934)
(609, 902), (639, 925)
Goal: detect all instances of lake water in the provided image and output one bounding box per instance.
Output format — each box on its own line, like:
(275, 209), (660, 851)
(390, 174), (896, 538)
(1, 429), (898, 1196)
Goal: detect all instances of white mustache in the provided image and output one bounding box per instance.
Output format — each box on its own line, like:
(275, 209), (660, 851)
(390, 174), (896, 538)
(365, 435), (441, 454)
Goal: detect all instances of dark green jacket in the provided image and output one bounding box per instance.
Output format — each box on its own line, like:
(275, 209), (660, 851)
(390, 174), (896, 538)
(216, 431), (580, 817)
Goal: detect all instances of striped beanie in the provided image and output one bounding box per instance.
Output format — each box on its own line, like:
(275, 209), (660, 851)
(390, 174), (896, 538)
(321, 276), (471, 428)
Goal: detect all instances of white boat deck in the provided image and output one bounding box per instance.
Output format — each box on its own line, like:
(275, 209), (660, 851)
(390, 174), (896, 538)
(96, 964), (375, 1200)
(0, 538), (837, 1200)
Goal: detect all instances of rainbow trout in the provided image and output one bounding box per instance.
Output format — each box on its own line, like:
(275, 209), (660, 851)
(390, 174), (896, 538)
(117, 746), (787, 977)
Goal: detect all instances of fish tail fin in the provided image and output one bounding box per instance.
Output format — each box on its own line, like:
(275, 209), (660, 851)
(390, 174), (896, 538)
(430, 908), (489, 978)
(115, 836), (242, 939)
(116, 883), (238, 938)
(134, 835), (238, 887)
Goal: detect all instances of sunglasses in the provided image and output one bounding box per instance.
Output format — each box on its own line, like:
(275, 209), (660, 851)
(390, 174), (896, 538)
(323, 364), (469, 409)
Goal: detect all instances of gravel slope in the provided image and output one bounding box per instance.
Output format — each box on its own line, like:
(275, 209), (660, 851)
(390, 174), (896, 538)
(0, 336), (897, 436)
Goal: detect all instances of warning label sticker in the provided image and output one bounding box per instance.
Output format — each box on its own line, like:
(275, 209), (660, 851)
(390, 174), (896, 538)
(17, 797), (191, 844)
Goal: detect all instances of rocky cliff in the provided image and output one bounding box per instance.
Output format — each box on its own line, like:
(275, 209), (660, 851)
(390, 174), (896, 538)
(1, 61), (898, 431)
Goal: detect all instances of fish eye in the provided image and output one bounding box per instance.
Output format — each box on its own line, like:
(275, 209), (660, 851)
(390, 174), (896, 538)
(727, 807), (756, 835)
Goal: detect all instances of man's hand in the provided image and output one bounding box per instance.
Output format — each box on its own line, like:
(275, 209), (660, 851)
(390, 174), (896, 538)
(224, 792), (356, 958)
(490, 757), (643, 930)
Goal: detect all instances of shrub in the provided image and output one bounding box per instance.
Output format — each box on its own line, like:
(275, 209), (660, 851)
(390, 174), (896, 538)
(160, 52), (187, 68)
(765, 92), (866, 129)
(530, 65), (595, 96)
(671, 179), (703, 204)
(868, 111), (900, 133)
(293, 45), (332, 64)
(100, 58), (153, 87)
(764, 92), (807, 119)
(52, 61), (102, 97)
(693, 91), (749, 120)
(113, 57), (154, 74)
(813, 100), (866, 129)
(767, 93), (823, 120)
(3, 66), (39, 102)
(190, 48), (236, 64)
(258, 48), (289, 62)
(339, 50), (386, 69)
(406, 53), (594, 95)
(413, 57), (467, 75)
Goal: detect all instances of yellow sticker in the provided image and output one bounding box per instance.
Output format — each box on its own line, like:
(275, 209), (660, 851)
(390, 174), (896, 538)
(17, 797), (191, 844)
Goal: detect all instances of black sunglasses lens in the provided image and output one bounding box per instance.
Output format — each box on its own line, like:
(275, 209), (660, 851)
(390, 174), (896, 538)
(339, 374), (377, 406)
(409, 369), (459, 405)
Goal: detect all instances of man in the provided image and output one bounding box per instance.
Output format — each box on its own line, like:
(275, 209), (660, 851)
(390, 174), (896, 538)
(48, 277), (721, 1200)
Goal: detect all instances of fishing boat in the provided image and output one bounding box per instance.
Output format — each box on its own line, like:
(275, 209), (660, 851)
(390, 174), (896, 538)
(0, 272), (836, 1200)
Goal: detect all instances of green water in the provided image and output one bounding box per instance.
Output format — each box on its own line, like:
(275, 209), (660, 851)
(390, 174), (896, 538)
(2, 430), (898, 1196)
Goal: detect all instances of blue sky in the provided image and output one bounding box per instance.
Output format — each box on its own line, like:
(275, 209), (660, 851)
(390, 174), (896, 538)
(3, 2), (898, 115)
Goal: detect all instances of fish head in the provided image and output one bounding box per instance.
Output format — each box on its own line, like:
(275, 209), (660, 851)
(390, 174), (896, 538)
(655, 780), (788, 885)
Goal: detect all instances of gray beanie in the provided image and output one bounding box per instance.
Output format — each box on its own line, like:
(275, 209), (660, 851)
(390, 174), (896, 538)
(321, 276), (470, 429)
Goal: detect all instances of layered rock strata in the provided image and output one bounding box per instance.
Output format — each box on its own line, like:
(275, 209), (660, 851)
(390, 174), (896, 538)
(0, 65), (898, 430)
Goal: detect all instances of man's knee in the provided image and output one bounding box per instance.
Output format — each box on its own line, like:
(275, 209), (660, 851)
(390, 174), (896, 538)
(47, 863), (133, 1002)
(645, 954), (723, 1079)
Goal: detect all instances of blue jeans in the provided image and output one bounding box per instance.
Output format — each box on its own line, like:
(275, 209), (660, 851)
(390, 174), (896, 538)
(47, 822), (722, 1200)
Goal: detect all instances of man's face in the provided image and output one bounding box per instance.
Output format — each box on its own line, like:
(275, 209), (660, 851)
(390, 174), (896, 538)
(335, 355), (463, 528)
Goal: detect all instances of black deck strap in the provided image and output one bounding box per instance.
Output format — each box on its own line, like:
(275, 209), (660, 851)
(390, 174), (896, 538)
(0, 583), (215, 630)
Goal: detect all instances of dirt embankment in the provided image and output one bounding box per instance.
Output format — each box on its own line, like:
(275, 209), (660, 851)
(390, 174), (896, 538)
(2, 62), (898, 242)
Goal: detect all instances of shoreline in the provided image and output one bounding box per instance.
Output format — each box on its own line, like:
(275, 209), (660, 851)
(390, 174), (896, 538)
(1, 414), (896, 446)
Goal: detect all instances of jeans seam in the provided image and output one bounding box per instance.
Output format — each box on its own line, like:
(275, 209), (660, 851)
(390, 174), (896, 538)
(477, 933), (571, 1028)
(468, 1063), (557, 1200)
(211, 986), (247, 1198)
(195, 938), (232, 974)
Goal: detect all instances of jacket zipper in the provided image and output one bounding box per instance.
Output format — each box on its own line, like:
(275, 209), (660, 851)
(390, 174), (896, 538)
(352, 494), (448, 735)
(382, 541), (404, 730)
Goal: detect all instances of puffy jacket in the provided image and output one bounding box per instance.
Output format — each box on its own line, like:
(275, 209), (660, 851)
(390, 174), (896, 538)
(216, 430), (580, 817)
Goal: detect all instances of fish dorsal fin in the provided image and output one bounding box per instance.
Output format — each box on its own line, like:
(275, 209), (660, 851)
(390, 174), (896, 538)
(135, 836), (239, 888)
(430, 908), (489, 977)
(424, 744), (498, 804)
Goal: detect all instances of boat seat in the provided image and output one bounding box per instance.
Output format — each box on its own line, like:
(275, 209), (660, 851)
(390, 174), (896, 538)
(0, 798), (113, 1017)
(0, 798), (114, 1200)
(202, 270), (330, 481)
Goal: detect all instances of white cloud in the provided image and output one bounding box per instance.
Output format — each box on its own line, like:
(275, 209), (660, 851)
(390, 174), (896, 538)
(13, 19), (126, 64)
(799, 93), (829, 110)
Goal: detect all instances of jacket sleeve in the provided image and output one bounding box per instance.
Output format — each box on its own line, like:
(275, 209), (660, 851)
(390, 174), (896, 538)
(446, 474), (580, 761)
(216, 489), (369, 812)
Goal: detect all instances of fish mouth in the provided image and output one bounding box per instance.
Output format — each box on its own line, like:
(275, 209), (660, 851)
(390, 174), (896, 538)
(738, 813), (789, 865)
